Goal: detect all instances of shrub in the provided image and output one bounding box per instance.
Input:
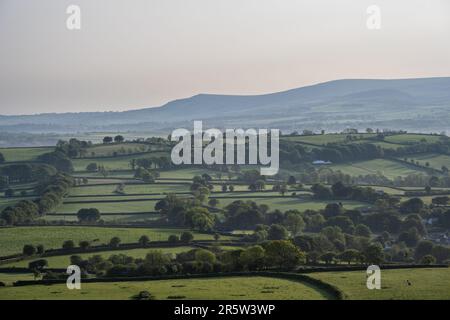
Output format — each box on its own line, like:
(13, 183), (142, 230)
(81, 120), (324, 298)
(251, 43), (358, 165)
(180, 232), (194, 243)
(23, 244), (36, 256)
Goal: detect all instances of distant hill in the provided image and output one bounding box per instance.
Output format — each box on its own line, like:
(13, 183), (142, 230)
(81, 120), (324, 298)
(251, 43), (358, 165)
(1, 77), (450, 133)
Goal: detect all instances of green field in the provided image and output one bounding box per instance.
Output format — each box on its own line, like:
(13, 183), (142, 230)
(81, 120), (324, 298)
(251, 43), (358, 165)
(384, 134), (442, 144)
(0, 226), (228, 256)
(158, 168), (226, 180)
(72, 152), (168, 171)
(309, 267), (450, 300)
(218, 197), (368, 212)
(56, 200), (159, 214)
(330, 159), (427, 179)
(85, 143), (149, 157)
(0, 147), (53, 162)
(403, 153), (450, 171)
(282, 133), (376, 145)
(69, 183), (190, 196)
(42, 213), (163, 223)
(2, 246), (195, 268)
(0, 273), (35, 286)
(0, 276), (329, 300)
(0, 198), (21, 211)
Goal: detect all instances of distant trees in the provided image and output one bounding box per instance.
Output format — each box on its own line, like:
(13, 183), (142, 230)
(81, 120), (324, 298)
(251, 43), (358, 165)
(79, 240), (91, 250)
(363, 243), (384, 264)
(37, 151), (74, 173)
(138, 235), (150, 247)
(86, 163), (98, 172)
(267, 224), (289, 240)
(77, 208), (101, 223)
(4, 188), (14, 197)
(0, 152), (4, 163)
(114, 135), (125, 143)
(109, 237), (121, 248)
(180, 232), (194, 244)
(23, 244), (37, 256)
(103, 136), (113, 144)
(263, 240), (305, 269)
(62, 240), (75, 251)
(29, 259), (48, 271)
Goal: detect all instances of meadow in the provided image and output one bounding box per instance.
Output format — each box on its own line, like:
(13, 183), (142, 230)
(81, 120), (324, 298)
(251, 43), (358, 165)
(0, 226), (227, 256)
(84, 143), (149, 157)
(308, 267), (450, 300)
(71, 152), (168, 171)
(329, 159), (427, 179)
(0, 146), (53, 162)
(0, 276), (329, 300)
(282, 133), (376, 145)
(403, 153), (450, 171)
(384, 134), (442, 144)
(2, 246), (195, 268)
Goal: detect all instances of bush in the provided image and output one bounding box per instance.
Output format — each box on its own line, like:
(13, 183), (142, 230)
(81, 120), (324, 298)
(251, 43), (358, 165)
(138, 235), (150, 247)
(132, 290), (155, 300)
(109, 237), (121, 248)
(86, 163), (98, 172)
(168, 235), (179, 243)
(180, 232), (194, 243)
(62, 240), (75, 250)
(79, 240), (91, 250)
(23, 244), (36, 256)
(420, 255), (436, 265)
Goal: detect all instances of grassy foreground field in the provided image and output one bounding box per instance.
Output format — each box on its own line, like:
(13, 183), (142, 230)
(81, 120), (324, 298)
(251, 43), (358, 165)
(0, 226), (229, 256)
(309, 267), (450, 300)
(0, 276), (329, 300)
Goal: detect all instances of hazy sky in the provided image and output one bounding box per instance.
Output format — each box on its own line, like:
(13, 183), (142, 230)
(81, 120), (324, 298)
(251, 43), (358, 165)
(0, 0), (449, 115)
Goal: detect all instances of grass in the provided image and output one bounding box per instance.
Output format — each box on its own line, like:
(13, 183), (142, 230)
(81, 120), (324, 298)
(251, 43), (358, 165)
(158, 168), (225, 180)
(329, 159), (427, 179)
(84, 143), (149, 157)
(69, 183), (190, 196)
(0, 226), (229, 256)
(384, 134), (442, 144)
(0, 147), (53, 162)
(71, 152), (168, 171)
(309, 267), (450, 300)
(55, 200), (159, 214)
(0, 273), (35, 286)
(0, 276), (329, 300)
(402, 153), (450, 171)
(42, 213), (163, 223)
(2, 246), (195, 269)
(218, 197), (368, 212)
(0, 198), (21, 211)
(282, 133), (376, 145)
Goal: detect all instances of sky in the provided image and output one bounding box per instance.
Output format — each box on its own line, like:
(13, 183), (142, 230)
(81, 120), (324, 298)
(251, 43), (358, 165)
(0, 0), (449, 115)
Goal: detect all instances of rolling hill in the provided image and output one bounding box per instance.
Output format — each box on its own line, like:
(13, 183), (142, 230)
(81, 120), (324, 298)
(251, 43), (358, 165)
(1, 77), (450, 134)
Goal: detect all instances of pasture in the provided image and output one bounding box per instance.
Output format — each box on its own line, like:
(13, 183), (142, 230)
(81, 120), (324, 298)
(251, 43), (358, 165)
(329, 159), (427, 179)
(84, 143), (149, 157)
(2, 246), (195, 268)
(0, 147), (53, 162)
(0, 276), (329, 300)
(71, 152), (168, 171)
(309, 267), (450, 300)
(282, 133), (376, 145)
(403, 153), (450, 171)
(0, 226), (227, 256)
(384, 134), (442, 145)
